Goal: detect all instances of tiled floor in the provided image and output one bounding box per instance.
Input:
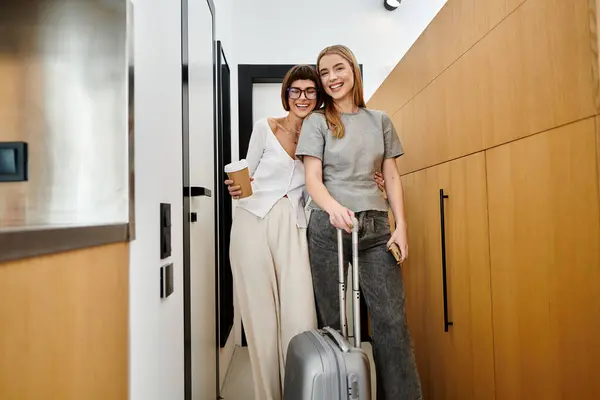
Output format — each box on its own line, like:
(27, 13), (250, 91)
(220, 342), (377, 399)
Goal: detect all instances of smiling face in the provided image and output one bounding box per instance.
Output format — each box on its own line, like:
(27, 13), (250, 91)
(318, 53), (355, 102)
(287, 79), (318, 119)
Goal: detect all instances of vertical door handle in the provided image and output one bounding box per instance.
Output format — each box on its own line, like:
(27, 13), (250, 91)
(439, 189), (453, 332)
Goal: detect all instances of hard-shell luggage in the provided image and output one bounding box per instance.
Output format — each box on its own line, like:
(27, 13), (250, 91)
(283, 218), (372, 399)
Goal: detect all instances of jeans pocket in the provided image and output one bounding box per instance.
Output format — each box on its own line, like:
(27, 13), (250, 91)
(308, 210), (335, 247)
(372, 211), (391, 235)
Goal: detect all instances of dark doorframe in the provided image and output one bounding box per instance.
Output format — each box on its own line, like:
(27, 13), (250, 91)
(236, 64), (370, 347)
(237, 64), (297, 161)
(216, 40), (234, 348)
(238, 63), (363, 161)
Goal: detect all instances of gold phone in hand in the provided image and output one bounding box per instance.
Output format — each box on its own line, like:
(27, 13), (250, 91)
(388, 243), (402, 264)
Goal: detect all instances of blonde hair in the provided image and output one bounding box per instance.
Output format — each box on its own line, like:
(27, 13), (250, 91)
(317, 45), (366, 138)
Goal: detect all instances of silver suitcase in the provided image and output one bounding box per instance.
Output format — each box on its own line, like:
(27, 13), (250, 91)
(283, 218), (372, 400)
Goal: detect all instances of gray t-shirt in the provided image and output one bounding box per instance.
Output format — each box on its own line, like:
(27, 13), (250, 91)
(296, 108), (404, 213)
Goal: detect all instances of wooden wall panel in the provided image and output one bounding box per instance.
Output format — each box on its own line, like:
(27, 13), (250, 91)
(0, 55), (28, 224)
(592, 0), (600, 111)
(401, 152), (495, 399)
(368, 0), (525, 115)
(399, 168), (442, 400)
(0, 243), (129, 400)
(486, 117), (600, 399)
(0, 55), (24, 141)
(597, 116), (600, 203)
(392, 0), (596, 175)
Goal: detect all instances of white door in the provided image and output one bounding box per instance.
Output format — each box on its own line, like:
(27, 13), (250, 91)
(252, 83), (286, 122)
(187, 0), (216, 398)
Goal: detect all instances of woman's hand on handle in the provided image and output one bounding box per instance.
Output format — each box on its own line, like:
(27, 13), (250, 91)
(327, 203), (355, 233)
(303, 155), (355, 233)
(224, 178), (253, 200)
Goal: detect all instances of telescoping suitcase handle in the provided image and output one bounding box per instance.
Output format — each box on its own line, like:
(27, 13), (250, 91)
(337, 216), (361, 349)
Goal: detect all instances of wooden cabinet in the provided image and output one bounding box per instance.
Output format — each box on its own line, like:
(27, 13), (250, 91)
(401, 164), (444, 400)
(370, 0), (600, 396)
(486, 118), (600, 399)
(0, 244), (129, 400)
(401, 152), (495, 399)
(398, 118), (600, 399)
(391, 0), (596, 176)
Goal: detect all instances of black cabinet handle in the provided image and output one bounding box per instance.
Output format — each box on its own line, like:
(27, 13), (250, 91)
(439, 189), (453, 332)
(183, 186), (212, 198)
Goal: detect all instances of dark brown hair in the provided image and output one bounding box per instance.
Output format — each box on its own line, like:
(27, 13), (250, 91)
(281, 65), (323, 111)
(317, 45), (365, 139)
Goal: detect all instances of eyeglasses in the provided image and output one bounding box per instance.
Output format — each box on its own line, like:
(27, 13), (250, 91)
(288, 87), (318, 100)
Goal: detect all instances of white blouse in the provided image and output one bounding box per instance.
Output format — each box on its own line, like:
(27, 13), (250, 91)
(236, 118), (308, 228)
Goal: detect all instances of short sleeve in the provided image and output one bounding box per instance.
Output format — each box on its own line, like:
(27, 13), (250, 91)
(296, 113), (326, 161)
(382, 112), (404, 159)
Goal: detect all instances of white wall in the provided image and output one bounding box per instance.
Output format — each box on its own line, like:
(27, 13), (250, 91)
(228, 0), (448, 162)
(215, 0), (234, 55)
(129, 0), (185, 399)
(131, 0), (225, 397)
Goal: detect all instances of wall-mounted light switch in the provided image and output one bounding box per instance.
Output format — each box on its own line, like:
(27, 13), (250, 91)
(165, 263), (174, 297)
(160, 263), (174, 299)
(160, 203), (171, 259)
(0, 142), (28, 182)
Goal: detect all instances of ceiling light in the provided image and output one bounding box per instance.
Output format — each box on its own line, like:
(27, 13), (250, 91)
(384, 0), (400, 11)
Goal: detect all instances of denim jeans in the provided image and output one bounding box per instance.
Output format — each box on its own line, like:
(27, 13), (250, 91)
(307, 209), (423, 400)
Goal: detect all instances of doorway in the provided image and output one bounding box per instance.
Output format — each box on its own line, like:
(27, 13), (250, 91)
(215, 40), (237, 389)
(216, 41), (233, 351)
(236, 64), (371, 347)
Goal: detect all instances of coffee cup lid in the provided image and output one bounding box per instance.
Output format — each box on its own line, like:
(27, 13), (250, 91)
(224, 159), (249, 173)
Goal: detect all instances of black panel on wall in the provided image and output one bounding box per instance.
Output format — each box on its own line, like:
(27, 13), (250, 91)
(236, 64), (369, 347)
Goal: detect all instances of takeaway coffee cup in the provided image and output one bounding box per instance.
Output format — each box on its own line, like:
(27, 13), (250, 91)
(224, 159), (253, 199)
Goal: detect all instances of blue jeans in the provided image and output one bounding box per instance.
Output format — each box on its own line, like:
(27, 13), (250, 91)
(307, 209), (423, 400)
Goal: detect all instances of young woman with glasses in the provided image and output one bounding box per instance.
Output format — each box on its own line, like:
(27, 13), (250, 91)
(296, 46), (423, 399)
(225, 64), (385, 400)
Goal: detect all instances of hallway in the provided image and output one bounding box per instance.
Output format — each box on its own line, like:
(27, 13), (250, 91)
(3, 0), (600, 398)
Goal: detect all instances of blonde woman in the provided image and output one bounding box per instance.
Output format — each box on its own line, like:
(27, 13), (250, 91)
(296, 46), (423, 399)
(226, 64), (385, 400)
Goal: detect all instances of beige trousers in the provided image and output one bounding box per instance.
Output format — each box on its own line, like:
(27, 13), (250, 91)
(230, 198), (317, 400)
